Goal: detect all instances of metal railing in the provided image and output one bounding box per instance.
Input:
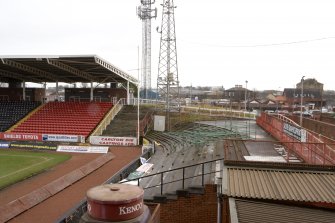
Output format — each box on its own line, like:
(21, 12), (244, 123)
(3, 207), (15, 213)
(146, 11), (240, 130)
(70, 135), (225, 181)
(57, 148), (154, 223)
(120, 158), (223, 195)
(139, 111), (154, 136)
(181, 106), (257, 120)
(56, 158), (223, 223)
(257, 113), (335, 165)
(90, 99), (123, 136)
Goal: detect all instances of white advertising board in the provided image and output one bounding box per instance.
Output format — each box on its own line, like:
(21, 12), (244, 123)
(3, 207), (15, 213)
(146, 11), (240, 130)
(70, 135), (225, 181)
(90, 136), (137, 146)
(154, 115), (165, 132)
(283, 123), (307, 142)
(136, 162), (154, 173)
(57, 145), (109, 153)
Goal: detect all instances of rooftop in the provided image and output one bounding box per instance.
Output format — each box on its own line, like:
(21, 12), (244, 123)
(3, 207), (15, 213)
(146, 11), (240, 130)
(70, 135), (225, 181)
(223, 167), (335, 203)
(231, 198), (335, 223)
(0, 55), (137, 84)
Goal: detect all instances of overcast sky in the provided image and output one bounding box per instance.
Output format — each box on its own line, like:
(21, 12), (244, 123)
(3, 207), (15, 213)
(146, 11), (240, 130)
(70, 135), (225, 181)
(1, 0), (335, 90)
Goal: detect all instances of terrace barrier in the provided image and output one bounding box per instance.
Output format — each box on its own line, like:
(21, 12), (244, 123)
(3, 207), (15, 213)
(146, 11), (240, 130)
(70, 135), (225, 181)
(257, 113), (335, 165)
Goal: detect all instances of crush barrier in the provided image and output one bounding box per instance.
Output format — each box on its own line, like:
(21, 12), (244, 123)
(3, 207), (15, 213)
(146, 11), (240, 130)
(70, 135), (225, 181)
(257, 113), (335, 165)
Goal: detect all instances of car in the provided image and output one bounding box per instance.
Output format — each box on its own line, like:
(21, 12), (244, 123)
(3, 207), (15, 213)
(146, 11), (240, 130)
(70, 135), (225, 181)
(302, 111), (312, 117)
(321, 108), (328, 113)
(275, 110), (289, 115)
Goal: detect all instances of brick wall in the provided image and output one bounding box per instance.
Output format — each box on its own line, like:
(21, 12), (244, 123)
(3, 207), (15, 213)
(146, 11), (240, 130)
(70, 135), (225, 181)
(147, 203), (161, 223)
(321, 115), (335, 125)
(159, 185), (218, 223)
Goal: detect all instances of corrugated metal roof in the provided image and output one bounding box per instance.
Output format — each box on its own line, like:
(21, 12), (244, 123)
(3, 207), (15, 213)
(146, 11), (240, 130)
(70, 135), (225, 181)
(226, 168), (335, 203)
(233, 199), (335, 223)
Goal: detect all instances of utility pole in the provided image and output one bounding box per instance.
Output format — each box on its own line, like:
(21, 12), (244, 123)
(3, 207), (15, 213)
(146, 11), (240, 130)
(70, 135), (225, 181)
(300, 76), (305, 126)
(137, 0), (157, 99)
(157, 0), (179, 131)
(244, 80), (248, 111)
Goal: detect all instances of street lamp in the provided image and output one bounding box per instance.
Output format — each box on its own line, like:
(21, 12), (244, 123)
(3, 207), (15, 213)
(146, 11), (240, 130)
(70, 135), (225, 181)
(137, 46), (140, 145)
(244, 80), (248, 111)
(300, 76), (305, 126)
(276, 87), (281, 111)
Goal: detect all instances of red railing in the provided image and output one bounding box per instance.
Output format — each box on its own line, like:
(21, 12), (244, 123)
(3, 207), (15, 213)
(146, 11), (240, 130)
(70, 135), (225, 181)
(257, 113), (335, 165)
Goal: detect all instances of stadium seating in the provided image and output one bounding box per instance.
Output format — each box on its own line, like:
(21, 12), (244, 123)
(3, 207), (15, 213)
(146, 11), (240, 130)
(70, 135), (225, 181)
(10, 101), (113, 138)
(0, 101), (41, 132)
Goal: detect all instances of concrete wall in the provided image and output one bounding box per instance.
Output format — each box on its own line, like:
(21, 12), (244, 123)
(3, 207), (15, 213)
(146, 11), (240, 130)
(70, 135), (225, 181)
(321, 115), (335, 125)
(64, 88), (127, 102)
(0, 87), (45, 101)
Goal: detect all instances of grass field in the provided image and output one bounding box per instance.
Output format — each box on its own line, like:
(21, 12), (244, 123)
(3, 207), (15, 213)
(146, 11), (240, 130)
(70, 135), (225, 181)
(0, 150), (71, 189)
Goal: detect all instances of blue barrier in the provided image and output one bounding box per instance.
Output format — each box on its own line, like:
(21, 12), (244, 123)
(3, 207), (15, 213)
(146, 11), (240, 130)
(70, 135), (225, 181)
(0, 141), (10, 148)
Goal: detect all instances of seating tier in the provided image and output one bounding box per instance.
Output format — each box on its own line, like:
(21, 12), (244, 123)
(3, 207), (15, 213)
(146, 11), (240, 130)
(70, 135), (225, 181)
(0, 101), (41, 132)
(10, 101), (113, 138)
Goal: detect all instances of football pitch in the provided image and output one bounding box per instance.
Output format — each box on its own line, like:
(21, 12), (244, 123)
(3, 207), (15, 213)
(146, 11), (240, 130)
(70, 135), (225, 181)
(0, 150), (71, 189)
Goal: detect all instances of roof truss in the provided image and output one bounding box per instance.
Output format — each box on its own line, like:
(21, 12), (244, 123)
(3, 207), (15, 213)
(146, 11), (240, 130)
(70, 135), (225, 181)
(1, 59), (72, 83)
(47, 59), (96, 82)
(0, 56), (138, 85)
(0, 69), (43, 83)
(94, 56), (138, 85)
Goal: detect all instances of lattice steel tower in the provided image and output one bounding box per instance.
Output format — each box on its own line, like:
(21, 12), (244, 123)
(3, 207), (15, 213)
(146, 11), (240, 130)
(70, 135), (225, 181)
(137, 1), (157, 99)
(157, 0), (179, 131)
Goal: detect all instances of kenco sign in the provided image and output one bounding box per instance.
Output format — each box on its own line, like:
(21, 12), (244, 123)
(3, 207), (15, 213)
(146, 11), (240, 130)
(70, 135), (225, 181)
(0, 133), (42, 141)
(90, 136), (137, 146)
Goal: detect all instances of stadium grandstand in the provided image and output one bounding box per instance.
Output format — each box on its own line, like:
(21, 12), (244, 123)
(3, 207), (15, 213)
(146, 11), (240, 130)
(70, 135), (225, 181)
(1, 55), (335, 223)
(0, 55), (138, 140)
(0, 55), (148, 223)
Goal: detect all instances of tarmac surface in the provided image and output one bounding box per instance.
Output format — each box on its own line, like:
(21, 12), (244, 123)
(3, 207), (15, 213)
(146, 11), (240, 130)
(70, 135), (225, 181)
(199, 120), (283, 157)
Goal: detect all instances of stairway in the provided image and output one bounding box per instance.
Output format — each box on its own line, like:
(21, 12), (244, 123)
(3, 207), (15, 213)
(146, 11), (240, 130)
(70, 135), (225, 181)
(102, 105), (154, 137)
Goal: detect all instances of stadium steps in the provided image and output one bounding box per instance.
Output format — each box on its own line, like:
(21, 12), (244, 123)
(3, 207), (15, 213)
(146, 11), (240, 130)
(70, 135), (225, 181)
(142, 123), (232, 202)
(90, 103), (123, 137)
(102, 105), (154, 137)
(6, 103), (46, 132)
(144, 185), (206, 203)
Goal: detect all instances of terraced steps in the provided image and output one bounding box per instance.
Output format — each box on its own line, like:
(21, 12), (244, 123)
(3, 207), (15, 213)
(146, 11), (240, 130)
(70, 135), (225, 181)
(102, 105), (154, 137)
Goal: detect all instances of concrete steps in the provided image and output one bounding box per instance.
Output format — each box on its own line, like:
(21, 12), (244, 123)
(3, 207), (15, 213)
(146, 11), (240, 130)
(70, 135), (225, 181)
(144, 185), (206, 203)
(102, 105), (154, 137)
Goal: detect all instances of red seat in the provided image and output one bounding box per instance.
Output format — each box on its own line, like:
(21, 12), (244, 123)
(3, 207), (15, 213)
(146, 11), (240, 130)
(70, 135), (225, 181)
(11, 101), (113, 138)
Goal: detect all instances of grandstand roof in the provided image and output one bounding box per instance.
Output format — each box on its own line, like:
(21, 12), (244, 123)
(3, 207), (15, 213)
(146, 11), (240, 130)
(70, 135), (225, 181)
(224, 167), (335, 203)
(230, 198), (335, 223)
(0, 55), (138, 85)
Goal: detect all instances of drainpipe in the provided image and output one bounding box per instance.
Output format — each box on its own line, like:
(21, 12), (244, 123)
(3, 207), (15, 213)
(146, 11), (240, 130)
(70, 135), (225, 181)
(217, 177), (223, 223)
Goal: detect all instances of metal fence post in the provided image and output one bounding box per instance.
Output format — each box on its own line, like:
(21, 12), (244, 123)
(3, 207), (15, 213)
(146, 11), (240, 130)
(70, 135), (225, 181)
(202, 163), (205, 186)
(182, 167), (185, 189)
(160, 172), (164, 195)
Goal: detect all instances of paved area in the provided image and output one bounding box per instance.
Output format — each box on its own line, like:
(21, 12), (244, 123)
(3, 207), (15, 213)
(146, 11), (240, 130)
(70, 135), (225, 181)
(199, 120), (281, 156)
